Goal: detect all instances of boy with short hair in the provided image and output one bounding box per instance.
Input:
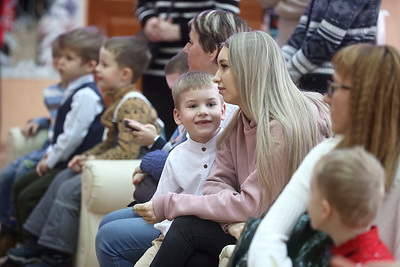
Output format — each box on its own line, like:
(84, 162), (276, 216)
(6, 26), (106, 265)
(133, 71), (226, 266)
(308, 147), (394, 264)
(127, 52), (189, 203)
(7, 35), (161, 266)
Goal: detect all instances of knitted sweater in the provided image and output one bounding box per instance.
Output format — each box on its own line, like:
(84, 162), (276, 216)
(282, 0), (381, 81)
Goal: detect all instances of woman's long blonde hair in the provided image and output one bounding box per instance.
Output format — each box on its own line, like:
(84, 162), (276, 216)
(333, 44), (400, 191)
(219, 31), (332, 211)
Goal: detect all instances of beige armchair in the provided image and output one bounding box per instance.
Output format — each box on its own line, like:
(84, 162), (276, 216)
(6, 127), (48, 163)
(77, 159), (139, 267)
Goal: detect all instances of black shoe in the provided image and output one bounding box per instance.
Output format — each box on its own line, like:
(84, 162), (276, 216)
(25, 253), (72, 267)
(6, 242), (44, 264)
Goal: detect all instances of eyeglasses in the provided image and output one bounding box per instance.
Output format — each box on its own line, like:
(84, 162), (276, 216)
(326, 82), (351, 97)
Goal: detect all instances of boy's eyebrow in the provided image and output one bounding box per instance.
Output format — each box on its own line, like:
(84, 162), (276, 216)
(184, 96), (219, 103)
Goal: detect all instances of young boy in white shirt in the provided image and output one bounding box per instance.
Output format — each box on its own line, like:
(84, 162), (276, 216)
(98, 71), (226, 266)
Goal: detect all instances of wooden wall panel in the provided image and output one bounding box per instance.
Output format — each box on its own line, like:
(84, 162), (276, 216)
(87, 0), (263, 37)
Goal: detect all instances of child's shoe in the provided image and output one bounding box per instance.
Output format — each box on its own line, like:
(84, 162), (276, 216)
(25, 251), (72, 267)
(7, 241), (45, 264)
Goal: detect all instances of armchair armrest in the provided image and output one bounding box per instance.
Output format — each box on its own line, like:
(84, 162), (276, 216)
(81, 159), (141, 214)
(77, 159), (140, 267)
(7, 127), (48, 163)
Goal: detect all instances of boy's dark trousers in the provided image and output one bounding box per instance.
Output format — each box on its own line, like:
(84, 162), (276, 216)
(12, 168), (63, 242)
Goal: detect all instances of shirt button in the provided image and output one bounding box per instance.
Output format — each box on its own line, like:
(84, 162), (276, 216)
(202, 147), (206, 151)
(203, 164), (208, 169)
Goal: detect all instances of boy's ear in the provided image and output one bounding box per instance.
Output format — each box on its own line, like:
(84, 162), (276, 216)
(173, 108), (183, 125)
(121, 67), (133, 82)
(221, 103), (227, 121)
(321, 199), (332, 219)
(85, 60), (98, 73)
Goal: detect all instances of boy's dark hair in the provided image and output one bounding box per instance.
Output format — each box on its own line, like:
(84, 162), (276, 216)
(164, 52), (188, 76)
(58, 26), (106, 63)
(103, 36), (152, 83)
(51, 34), (62, 58)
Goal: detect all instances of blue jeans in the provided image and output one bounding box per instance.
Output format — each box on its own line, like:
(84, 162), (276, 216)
(95, 208), (160, 267)
(0, 148), (45, 228)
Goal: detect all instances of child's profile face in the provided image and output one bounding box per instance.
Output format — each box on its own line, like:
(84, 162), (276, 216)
(308, 175), (326, 231)
(166, 72), (181, 89)
(96, 47), (127, 93)
(58, 48), (93, 84)
(174, 87), (225, 143)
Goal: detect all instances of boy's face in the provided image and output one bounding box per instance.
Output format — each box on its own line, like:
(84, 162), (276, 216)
(308, 175), (326, 231)
(58, 48), (96, 84)
(96, 47), (128, 93)
(174, 87), (226, 143)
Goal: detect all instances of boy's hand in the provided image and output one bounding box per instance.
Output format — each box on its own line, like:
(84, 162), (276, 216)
(134, 201), (158, 224)
(227, 222), (245, 240)
(125, 119), (158, 146)
(68, 155), (95, 173)
(21, 121), (39, 137)
(36, 157), (49, 176)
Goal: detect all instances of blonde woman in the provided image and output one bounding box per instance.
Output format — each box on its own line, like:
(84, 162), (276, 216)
(249, 44), (400, 266)
(135, 31), (331, 266)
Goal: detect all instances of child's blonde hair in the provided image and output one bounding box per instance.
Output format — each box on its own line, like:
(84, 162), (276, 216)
(171, 71), (222, 109)
(103, 36), (151, 83)
(59, 26), (106, 63)
(313, 147), (385, 228)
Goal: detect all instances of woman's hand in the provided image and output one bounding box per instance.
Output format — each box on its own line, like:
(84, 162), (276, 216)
(134, 201), (158, 224)
(132, 166), (148, 185)
(143, 17), (180, 43)
(227, 222), (245, 240)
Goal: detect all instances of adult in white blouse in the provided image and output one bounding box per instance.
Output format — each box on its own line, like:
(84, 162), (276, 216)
(249, 43), (400, 266)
